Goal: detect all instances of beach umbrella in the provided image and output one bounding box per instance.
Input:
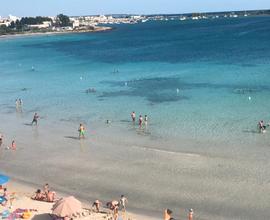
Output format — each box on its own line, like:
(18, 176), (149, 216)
(0, 174), (9, 185)
(52, 196), (82, 217)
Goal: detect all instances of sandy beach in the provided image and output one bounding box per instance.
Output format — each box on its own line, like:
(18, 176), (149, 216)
(1, 16), (270, 220)
(0, 180), (159, 220)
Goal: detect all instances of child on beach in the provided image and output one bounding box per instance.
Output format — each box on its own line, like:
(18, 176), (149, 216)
(78, 124), (85, 139)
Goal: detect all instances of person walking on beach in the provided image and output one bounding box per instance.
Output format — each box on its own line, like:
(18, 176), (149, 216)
(119, 195), (128, 212)
(31, 113), (39, 125)
(139, 115), (143, 127)
(131, 111), (136, 123)
(92, 199), (102, 213)
(78, 123), (85, 139)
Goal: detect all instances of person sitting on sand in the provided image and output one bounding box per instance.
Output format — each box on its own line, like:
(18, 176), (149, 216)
(32, 189), (46, 201)
(92, 199), (102, 213)
(47, 190), (56, 202)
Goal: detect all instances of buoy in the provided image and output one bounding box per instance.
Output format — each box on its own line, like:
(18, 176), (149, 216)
(80, 76), (83, 80)
(248, 96), (251, 100)
(176, 88), (180, 93)
(125, 82), (128, 86)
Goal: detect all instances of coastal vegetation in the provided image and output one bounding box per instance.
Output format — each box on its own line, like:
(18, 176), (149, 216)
(0, 16), (52, 35)
(56, 14), (71, 27)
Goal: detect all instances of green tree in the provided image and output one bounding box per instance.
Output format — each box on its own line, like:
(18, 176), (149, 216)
(57, 14), (70, 27)
(9, 21), (15, 29)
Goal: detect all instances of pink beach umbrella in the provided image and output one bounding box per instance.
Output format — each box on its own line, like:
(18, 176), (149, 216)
(52, 196), (82, 217)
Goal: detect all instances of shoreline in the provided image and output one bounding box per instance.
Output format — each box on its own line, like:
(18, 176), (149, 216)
(0, 26), (113, 39)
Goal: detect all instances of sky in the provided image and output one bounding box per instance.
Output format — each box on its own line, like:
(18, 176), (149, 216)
(0, 0), (270, 17)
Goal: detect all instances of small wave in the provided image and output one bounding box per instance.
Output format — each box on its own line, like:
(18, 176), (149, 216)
(130, 144), (201, 158)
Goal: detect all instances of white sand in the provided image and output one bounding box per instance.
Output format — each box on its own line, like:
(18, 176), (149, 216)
(0, 181), (159, 220)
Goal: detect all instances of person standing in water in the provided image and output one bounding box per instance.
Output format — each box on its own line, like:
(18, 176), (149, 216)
(78, 123), (85, 139)
(258, 120), (266, 133)
(131, 111), (136, 123)
(139, 115), (143, 127)
(32, 113), (39, 125)
(144, 115), (148, 126)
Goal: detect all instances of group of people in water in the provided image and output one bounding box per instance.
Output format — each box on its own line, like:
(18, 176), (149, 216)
(131, 111), (148, 127)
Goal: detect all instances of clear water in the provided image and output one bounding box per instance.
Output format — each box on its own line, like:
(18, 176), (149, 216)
(1, 17), (270, 220)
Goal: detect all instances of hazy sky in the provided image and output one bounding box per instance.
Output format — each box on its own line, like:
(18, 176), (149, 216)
(1, 0), (270, 17)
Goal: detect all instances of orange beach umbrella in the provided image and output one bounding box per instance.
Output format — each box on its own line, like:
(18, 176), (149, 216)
(52, 196), (82, 217)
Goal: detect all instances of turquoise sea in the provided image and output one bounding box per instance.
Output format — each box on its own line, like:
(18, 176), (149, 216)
(1, 16), (270, 220)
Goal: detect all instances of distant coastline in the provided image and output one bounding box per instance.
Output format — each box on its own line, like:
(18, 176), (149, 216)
(0, 26), (113, 39)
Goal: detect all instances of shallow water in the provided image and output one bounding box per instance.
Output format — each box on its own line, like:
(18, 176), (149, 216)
(1, 17), (270, 219)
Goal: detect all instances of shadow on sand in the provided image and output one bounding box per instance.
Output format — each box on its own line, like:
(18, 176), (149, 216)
(64, 136), (80, 140)
(23, 123), (33, 126)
